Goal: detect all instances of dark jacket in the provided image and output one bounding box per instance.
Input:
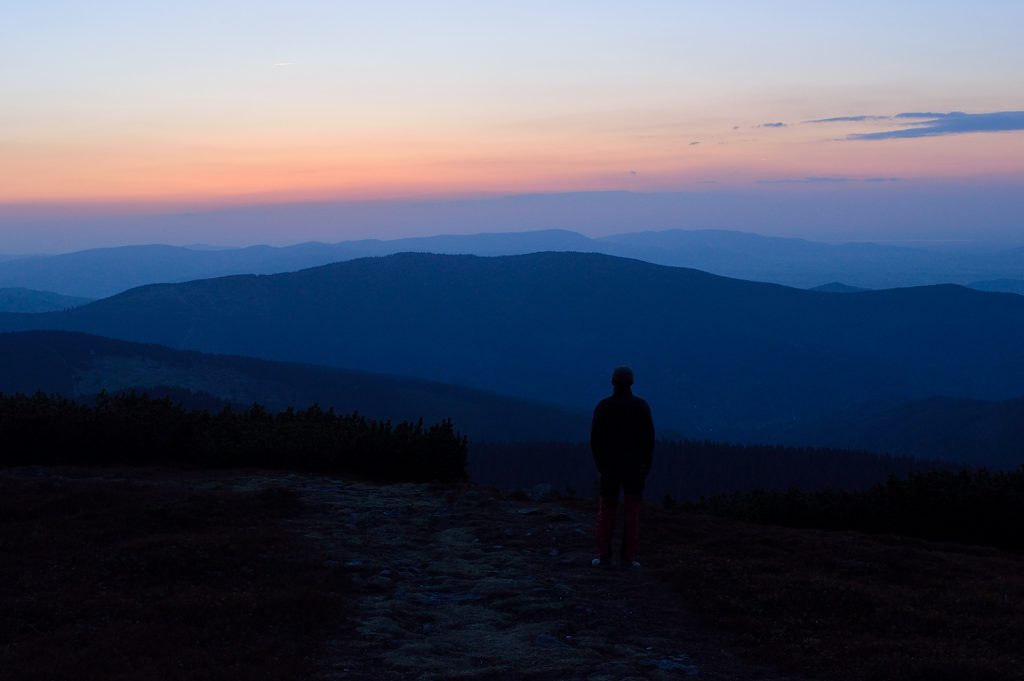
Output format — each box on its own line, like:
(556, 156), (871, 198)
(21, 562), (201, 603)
(590, 388), (655, 477)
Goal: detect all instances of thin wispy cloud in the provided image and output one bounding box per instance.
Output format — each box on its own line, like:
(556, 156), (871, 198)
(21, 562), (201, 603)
(893, 112), (948, 119)
(689, 141), (701, 146)
(759, 176), (904, 184)
(759, 122), (787, 128)
(759, 176), (850, 184)
(807, 115), (889, 123)
(853, 111), (1024, 139)
(808, 110), (1024, 140)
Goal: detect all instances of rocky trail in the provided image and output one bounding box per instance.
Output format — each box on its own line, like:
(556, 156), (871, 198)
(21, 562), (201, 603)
(223, 471), (800, 681)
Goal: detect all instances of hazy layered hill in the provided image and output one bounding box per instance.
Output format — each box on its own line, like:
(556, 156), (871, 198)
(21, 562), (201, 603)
(595, 230), (1024, 290)
(809, 282), (869, 293)
(0, 244), (360, 299)
(0, 232), (592, 298)
(3, 229), (1023, 297)
(0, 331), (588, 442)
(764, 395), (1024, 469)
(0, 288), (92, 313)
(4, 252), (1024, 445)
(970, 279), (1024, 295)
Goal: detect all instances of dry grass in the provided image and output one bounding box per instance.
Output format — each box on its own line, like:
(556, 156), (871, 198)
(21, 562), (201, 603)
(7, 467), (1023, 681)
(0, 472), (349, 681)
(641, 505), (1024, 681)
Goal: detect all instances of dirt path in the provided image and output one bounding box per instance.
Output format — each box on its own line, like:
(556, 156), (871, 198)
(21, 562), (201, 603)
(226, 473), (798, 681)
(16, 468), (802, 681)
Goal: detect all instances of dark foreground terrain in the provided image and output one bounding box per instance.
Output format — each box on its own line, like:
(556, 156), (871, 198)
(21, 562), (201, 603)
(0, 469), (347, 681)
(2, 468), (1021, 681)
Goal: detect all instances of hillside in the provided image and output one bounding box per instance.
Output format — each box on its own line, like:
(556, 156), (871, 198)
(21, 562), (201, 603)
(765, 395), (1024, 468)
(0, 331), (587, 443)
(970, 279), (1024, 295)
(596, 229), (1023, 288)
(0, 287), (92, 313)
(3, 228), (1023, 297)
(3, 252), (1024, 452)
(0, 232), (592, 298)
(809, 282), (868, 293)
(0, 243), (363, 299)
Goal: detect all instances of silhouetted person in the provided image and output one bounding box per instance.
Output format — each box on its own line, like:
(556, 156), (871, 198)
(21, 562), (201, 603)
(590, 366), (655, 568)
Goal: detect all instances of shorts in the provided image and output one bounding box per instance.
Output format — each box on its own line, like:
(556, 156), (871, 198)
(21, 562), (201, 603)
(599, 470), (646, 498)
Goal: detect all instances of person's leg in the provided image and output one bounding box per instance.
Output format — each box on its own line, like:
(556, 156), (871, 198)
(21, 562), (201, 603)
(621, 495), (641, 562)
(595, 475), (620, 563)
(621, 472), (645, 564)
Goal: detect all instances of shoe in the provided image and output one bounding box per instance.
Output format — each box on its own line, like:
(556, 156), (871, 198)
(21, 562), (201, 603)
(626, 559), (641, 569)
(591, 558), (602, 567)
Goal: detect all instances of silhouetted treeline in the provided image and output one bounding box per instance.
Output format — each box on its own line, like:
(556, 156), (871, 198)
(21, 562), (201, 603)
(687, 468), (1024, 551)
(85, 385), (247, 412)
(0, 331), (590, 444)
(470, 439), (950, 501)
(0, 391), (467, 482)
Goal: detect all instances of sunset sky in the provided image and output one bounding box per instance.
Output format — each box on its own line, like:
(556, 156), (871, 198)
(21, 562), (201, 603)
(2, 1), (1022, 250)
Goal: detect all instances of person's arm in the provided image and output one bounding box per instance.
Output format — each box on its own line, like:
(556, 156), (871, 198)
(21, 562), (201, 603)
(642, 401), (655, 473)
(590, 402), (607, 474)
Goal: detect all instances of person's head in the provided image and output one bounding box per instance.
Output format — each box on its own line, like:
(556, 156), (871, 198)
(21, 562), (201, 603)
(611, 366), (634, 390)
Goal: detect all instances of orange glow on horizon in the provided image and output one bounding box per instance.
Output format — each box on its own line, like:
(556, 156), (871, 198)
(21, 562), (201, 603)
(3, 124), (1024, 205)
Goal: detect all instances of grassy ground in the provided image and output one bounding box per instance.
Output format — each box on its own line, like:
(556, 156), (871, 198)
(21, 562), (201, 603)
(5, 467), (1022, 681)
(0, 470), (348, 681)
(640, 504), (1024, 681)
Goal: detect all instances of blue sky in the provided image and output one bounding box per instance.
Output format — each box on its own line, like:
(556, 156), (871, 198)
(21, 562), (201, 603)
(1, 1), (1022, 250)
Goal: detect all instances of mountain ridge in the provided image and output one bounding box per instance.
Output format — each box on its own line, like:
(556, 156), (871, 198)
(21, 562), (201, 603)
(3, 251), (1023, 447)
(0, 287), (92, 313)
(3, 228), (1023, 297)
(762, 394), (1024, 468)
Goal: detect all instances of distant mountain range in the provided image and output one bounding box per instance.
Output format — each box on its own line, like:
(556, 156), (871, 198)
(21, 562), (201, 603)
(0, 331), (587, 442)
(809, 282), (869, 293)
(1, 229), (1022, 298)
(0, 288), (92, 313)
(3, 252), (1023, 457)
